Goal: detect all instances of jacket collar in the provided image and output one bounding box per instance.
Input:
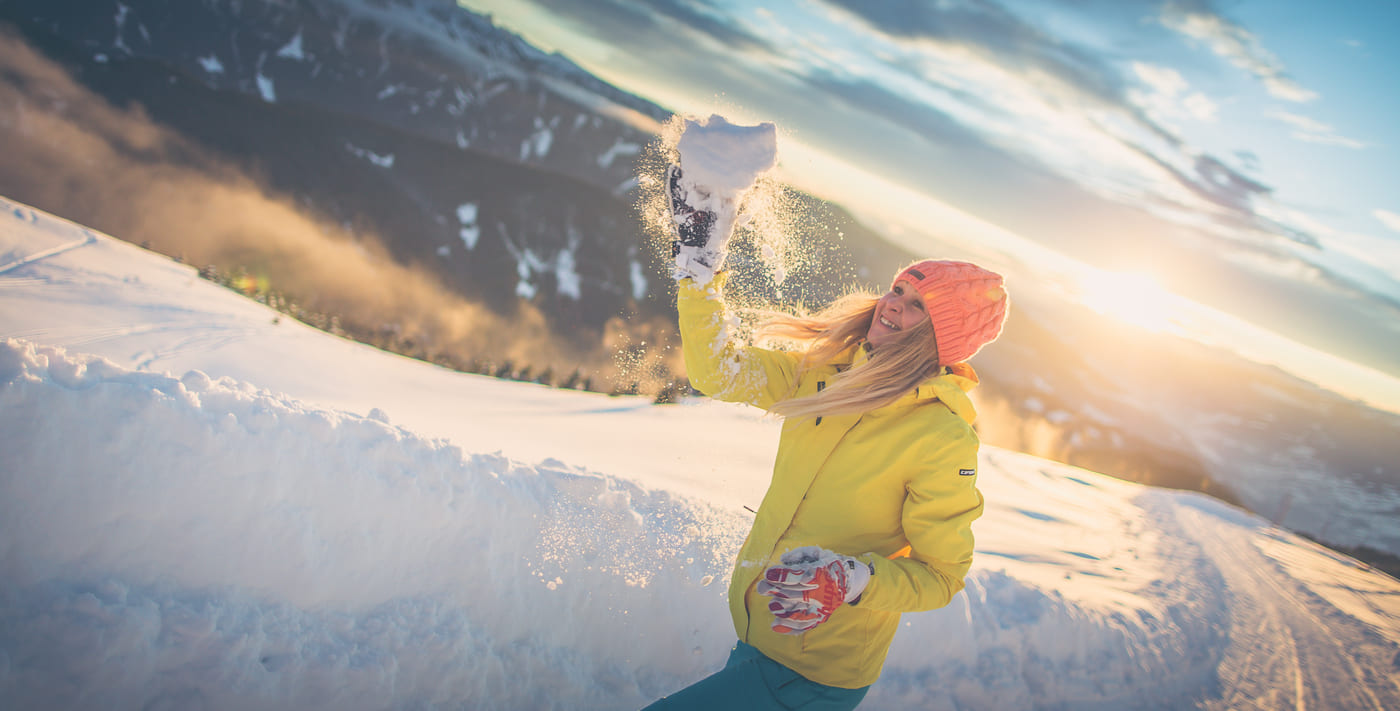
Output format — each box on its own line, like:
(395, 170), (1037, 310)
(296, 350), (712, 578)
(843, 345), (980, 425)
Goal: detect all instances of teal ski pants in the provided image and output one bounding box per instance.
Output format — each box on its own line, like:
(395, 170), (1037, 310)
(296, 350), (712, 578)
(641, 642), (871, 710)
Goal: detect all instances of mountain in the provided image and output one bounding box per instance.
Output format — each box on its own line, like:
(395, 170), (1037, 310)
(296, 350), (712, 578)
(7, 0), (666, 189)
(0, 0), (909, 335)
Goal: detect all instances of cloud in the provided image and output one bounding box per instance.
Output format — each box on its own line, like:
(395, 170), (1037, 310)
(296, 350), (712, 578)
(1376, 210), (1400, 234)
(1131, 62), (1218, 123)
(517, 0), (776, 57)
(1160, 0), (1317, 102)
(806, 1), (1326, 271)
(815, 0), (1127, 105)
(797, 70), (995, 154)
(1269, 110), (1367, 149)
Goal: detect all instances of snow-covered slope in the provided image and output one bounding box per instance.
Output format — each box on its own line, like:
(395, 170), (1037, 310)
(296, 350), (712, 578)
(3, 198), (1400, 709)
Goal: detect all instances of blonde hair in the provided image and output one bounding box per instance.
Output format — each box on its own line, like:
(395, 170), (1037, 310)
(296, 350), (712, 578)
(757, 293), (942, 420)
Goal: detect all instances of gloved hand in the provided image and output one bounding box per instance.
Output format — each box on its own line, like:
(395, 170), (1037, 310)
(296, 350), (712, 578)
(756, 546), (873, 635)
(667, 164), (736, 285)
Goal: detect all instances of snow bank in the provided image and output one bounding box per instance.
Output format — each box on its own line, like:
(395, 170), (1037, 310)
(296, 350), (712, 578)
(0, 338), (747, 710)
(0, 338), (1229, 709)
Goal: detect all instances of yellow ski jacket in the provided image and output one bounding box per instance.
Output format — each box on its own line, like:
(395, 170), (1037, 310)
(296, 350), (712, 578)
(678, 275), (985, 689)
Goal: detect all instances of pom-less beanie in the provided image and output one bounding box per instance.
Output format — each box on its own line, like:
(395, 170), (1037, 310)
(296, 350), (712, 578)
(892, 259), (1009, 365)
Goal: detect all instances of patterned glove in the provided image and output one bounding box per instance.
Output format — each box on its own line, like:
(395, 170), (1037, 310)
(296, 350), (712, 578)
(666, 164), (736, 285)
(756, 546), (873, 635)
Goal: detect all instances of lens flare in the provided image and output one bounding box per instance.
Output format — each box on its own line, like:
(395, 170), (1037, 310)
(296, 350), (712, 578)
(1075, 268), (1179, 333)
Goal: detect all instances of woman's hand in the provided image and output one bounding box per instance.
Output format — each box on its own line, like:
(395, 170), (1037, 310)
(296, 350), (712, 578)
(757, 546), (872, 634)
(667, 164), (737, 285)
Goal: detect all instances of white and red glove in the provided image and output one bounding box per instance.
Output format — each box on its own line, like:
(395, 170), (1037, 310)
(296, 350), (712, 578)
(756, 546), (873, 635)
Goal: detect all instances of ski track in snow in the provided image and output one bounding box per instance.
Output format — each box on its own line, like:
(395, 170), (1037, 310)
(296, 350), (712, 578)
(1148, 494), (1400, 710)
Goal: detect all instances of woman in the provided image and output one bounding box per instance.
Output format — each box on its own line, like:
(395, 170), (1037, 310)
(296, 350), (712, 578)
(645, 243), (1009, 709)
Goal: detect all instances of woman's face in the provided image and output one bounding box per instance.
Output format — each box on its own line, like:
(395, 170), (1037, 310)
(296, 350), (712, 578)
(867, 279), (928, 349)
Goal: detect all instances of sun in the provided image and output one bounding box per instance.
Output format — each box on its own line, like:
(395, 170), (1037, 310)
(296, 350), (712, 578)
(1075, 268), (1179, 333)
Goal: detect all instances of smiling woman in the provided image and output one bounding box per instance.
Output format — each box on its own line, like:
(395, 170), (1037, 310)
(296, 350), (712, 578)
(646, 117), (1012, 708)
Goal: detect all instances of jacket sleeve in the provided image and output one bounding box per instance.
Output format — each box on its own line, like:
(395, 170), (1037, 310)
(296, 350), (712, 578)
(854, 422), (983, 612)
(676, 274), (802, 410)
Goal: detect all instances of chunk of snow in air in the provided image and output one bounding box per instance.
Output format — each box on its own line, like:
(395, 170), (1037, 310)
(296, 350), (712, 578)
(198, 55), (224, 74)
(675, 114), (778, 196)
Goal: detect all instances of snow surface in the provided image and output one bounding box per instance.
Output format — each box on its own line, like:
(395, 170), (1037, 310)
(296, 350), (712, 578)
(346, 143), (395, 168)
(276, 30), (307, 62)
(256, 73), (277, 103)
(675, 115), (778, 197)
(198, 54), (225, 75)
(3, 196), (1400, 709)
(456, 202), (480, 250)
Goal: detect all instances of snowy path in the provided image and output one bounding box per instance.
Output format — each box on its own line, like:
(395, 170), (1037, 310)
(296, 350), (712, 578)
(1153, 496), (1400, 710)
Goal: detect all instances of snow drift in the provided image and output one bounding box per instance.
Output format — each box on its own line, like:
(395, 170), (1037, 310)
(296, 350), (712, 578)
(1, 338), (750, 709)
(0, 339), (1245, 710)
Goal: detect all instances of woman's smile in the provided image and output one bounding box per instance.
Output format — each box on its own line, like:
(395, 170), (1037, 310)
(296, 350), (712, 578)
(867, 279), (927, 348)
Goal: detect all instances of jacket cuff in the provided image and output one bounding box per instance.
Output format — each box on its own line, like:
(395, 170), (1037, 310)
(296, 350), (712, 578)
(678, 271), (727, 297)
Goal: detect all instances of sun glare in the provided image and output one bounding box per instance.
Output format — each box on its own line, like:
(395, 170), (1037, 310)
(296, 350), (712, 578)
(1075, 268), (1179, 333)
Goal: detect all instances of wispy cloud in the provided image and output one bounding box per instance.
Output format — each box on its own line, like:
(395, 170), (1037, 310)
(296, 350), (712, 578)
(797, 0), (1400, 325)
(1160, 0), (1317, 102)
(810, 0), (1283, 244)
(1270, 110), (1367, 149)
(815, 0), (1128, 105)
(1130, 62), (1218, 123)
(1376, 209), (1400, 234)
(519, 0), (776, 56)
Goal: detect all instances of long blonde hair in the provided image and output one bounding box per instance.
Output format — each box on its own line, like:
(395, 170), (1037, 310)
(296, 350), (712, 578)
(757, 293), (942, 420)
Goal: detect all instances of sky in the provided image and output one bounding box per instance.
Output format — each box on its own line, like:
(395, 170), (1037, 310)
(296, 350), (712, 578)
(456, 0), (1400, 388)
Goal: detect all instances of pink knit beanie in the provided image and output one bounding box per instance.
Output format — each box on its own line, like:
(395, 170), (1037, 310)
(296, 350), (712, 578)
(892, 259), (1008, 365)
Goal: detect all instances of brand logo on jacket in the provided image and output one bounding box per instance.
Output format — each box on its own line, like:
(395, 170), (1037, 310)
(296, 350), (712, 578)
(959, 469), (976, 476)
